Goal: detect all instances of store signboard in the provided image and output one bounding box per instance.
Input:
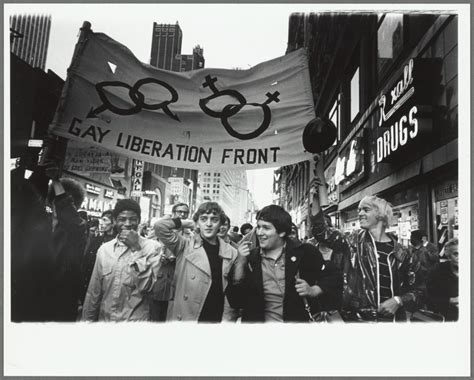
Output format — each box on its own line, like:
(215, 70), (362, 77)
(336, 128), (366, 191)
(104, 189), (114, 199)
(435, 180), (458, 201)
(131, 159), (144, 197)
(85, 183), (101, 195)
(376, 58), (441, 163)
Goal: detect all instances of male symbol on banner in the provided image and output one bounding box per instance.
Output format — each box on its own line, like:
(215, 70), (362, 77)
(87, 78), (180, 121)
(199, 75), (280, 140)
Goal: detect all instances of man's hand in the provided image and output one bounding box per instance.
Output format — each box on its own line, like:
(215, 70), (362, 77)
(159, 252), (176, 265)
(295, 278), (321, 298)
(309, 177), (323, 198)
(43, 159), (61, 181)
(237, 241), (251, 257)
(119, 229), (141, 251)
(378, 298), (401, 316)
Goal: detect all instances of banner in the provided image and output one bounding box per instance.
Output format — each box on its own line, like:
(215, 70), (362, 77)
(50, 31), (316, 170)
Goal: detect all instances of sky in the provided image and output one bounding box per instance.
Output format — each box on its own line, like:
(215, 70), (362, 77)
(6, 3), (327, 208)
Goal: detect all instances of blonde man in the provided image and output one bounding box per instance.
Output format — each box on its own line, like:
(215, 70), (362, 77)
(311, 187), (425, 321)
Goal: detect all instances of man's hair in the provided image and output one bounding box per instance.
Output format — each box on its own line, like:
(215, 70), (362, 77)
(323, 214), (333, 227)
(172, 202), (189, 213)
(232, 226), (240, 233)
(240, 223), (253, 235)
(359, 195), (393, 228)
(444, 238), (458, 256)
(113, 199), (141, 220)
(222, 214), (231, 226)
(410, 229), (424, 242)
(101, 209), (113, 220)
(257, 205), (292, 236)
(290, 223), (299, 239)
(48, 178), (85, 209)
(192, 201), (225, 224)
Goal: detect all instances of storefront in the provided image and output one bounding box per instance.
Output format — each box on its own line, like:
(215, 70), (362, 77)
(68, 178), (120, 219)
(325, 15), (457, 247)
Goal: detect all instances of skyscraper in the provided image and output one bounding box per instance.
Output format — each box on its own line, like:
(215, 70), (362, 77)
(10, 14), (51, 71)
(150, 22), (205, 71)
(147, 21), (205, 215)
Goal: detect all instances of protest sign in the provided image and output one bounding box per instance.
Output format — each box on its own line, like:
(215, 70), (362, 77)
(50, 31), (316, 169)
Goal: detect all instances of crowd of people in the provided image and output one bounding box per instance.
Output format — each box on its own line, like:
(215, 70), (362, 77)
(11, 157), (459, 323)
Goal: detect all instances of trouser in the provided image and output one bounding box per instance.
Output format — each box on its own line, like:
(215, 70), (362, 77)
(150, 300), (168, 322)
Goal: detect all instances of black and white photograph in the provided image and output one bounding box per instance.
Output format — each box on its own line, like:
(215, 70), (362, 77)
(4, 3), (470, 377)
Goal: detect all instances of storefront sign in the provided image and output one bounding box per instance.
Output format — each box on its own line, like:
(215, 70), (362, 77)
(376, 58), (440, 163)
(104, 189), (114, 199)
(64, 144), (112, 174)
(336, 128), (366, 190)
(435, 180), (458, 201)
(85, 183), (101, 195)
(131, 159), (144, 197)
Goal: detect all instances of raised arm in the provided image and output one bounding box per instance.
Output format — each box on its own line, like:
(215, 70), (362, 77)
(153, 217), (193, 257)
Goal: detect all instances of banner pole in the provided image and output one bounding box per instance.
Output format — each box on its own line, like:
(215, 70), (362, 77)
(42, 21), (92, 168)
(314, 154), (329, 207)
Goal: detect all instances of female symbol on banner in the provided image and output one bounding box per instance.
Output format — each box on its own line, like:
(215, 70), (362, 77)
(199, 75), (280, 141)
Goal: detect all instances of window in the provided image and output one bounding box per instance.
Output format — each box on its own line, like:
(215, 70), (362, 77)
(377, 13), (404, 79)
(350, 67), (360, 122)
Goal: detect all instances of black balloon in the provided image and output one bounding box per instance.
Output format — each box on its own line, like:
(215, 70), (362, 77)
(302, 117), (337, 153)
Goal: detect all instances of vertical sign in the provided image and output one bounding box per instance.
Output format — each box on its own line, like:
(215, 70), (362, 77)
(131, 159), (144, 197)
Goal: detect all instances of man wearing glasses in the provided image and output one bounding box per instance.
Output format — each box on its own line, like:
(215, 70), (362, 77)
(154, 202), (239, 322)
(150, 203), (192, 321)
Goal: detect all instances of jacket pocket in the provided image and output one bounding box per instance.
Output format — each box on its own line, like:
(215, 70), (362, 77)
(101, 264), (113, 279)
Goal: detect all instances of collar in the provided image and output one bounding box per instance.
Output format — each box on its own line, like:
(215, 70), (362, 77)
(260, 242), (286, 262)
(112, 234), (145, 249)
(193, 234), (234, 260)
(423, 241), (428, 247)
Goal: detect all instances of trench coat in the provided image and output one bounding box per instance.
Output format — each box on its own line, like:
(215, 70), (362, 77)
(154, 218), (239, 321)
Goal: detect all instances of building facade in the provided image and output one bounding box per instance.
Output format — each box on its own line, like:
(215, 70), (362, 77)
(276, 12), (458, 249)
(10, 14), (51, 71)
(197, 169), (253, 227)
(150, 22), (205, 71)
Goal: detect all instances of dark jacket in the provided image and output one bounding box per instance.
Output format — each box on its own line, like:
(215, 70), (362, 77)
(226, 238), (328, 322)
(11, 167), (87, 322)
(311, 211), (425, 320)
(426, 262), (458, 321)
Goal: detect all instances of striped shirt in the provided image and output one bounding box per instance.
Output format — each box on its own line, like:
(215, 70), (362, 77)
(375, 241), (394, 304)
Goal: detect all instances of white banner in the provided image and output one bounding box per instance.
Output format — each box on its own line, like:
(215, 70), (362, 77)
(50, 31), (316, 169)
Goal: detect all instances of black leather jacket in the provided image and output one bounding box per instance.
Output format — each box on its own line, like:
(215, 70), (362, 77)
(311, 211), (425, 320)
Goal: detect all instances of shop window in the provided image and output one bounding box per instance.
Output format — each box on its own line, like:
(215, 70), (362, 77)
(377, 13), (404, 80)
(350, 68), (360, 122)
